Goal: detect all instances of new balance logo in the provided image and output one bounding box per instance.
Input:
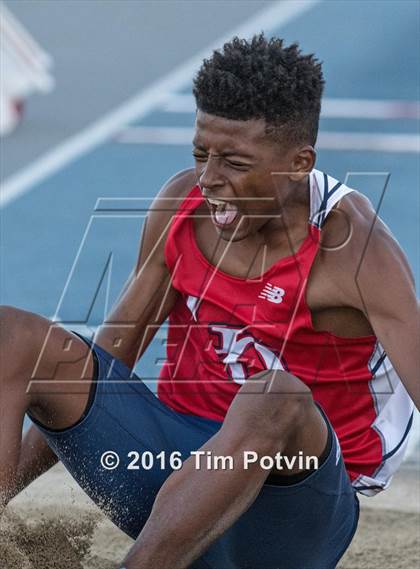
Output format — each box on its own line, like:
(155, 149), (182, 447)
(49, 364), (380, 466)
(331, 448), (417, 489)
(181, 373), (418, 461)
(258, 283), (285, 304)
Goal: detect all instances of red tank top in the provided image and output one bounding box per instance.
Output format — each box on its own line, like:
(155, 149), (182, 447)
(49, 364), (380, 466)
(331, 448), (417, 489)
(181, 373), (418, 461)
(158, 169), (413, 495)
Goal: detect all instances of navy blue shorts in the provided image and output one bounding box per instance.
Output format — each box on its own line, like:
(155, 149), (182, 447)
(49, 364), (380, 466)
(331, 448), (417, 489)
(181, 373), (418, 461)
(30, 336), (359, 569)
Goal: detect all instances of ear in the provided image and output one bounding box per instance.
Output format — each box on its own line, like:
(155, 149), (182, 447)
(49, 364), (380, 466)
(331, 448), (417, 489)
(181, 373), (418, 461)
(288, 146), (316, 182)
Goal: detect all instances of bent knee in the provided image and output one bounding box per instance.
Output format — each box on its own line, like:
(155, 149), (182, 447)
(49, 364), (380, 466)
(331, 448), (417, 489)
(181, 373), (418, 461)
(0, 305), (91, 382)
(0, 305), (51, 352)
(226, 371), (314, 446)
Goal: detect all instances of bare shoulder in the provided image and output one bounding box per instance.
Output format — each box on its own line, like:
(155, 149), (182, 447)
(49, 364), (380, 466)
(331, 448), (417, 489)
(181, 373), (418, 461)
(136, 168), (197, 266)
(153, 167), (197, 202)
(323, 190), (412, 271)
(320, 190), (380, 253)
(313, 190), (415, 310)
(146, 167), (197, 232)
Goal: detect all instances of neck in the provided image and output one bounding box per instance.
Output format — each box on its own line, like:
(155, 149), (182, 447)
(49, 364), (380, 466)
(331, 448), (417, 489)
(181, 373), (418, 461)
(260, 176), (310, 242)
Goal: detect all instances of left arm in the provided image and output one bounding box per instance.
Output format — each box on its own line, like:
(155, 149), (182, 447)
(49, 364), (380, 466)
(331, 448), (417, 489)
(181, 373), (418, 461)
(328, 192), (420, 407)
(356, 231), (419, 407)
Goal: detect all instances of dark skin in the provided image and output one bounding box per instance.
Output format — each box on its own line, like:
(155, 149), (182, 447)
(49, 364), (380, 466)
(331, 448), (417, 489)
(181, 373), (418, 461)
(192, 111), (374, 337)
(0, 111), (418, 569)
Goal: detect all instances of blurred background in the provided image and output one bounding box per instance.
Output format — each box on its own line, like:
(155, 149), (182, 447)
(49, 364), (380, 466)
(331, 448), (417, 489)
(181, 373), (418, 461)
(1, 0), (419, 466)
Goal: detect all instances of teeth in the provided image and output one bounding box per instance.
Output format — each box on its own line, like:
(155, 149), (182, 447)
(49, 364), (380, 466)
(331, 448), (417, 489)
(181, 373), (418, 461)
(207, 198), (227, 207)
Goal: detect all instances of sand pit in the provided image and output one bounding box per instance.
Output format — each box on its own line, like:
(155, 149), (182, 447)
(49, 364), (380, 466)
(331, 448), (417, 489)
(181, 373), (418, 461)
(1, 464), (419, 568)
(0, 508), (132, 569)
(0, 509), (98, 569)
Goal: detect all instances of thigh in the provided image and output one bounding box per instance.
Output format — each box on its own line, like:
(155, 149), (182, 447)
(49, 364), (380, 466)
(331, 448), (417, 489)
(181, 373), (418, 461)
(197, 420), (359, 569)
(29, 335), (223, 539)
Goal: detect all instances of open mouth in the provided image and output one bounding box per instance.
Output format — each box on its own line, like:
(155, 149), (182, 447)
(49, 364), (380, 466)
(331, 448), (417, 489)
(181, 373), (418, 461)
(206, 198), (239, 227)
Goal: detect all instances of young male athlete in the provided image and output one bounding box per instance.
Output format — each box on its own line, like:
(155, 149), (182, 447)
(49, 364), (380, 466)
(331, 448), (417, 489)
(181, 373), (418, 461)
(1, 36), (419, 569)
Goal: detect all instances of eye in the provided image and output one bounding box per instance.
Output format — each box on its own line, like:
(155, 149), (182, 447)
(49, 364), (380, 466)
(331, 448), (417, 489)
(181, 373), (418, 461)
(225, 159), (249, 171)
(192, 151), (207, 162)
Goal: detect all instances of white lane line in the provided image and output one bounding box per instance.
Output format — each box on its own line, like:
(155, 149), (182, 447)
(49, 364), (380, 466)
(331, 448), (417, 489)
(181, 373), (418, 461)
(318, 131), (420, 153)
(163, 93), (420, 120)
(322, 98), (420, 120)
(116, 126), (194, 145)
(115, 125), (420, 153)
(0, 0), (321, 209)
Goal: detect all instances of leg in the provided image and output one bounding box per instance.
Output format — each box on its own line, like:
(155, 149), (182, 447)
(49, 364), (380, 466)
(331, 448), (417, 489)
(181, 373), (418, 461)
(227, 368), (329, 478)
(198, 370), (358, 569)
(121, 370), (330, 568)
(0, 305), (94, 509)
(201, 416), (358, 569)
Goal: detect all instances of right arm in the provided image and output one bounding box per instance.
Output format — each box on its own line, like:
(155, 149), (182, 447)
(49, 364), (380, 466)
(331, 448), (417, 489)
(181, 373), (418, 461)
(95, 168), (196, 366)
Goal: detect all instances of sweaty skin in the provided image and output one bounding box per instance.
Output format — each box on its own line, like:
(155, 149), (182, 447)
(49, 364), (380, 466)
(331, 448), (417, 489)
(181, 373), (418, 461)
(0, 111), (418, 569)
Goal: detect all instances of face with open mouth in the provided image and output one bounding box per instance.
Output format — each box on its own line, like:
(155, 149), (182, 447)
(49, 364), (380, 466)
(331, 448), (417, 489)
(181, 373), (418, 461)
(201, 181), (276, 243)
(206, 197), (240, 228)
(193, 111), (315, 242)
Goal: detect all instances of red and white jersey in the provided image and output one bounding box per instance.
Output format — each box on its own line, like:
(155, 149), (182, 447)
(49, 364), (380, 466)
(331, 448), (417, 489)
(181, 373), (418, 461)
(158, 169), (414, 495)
